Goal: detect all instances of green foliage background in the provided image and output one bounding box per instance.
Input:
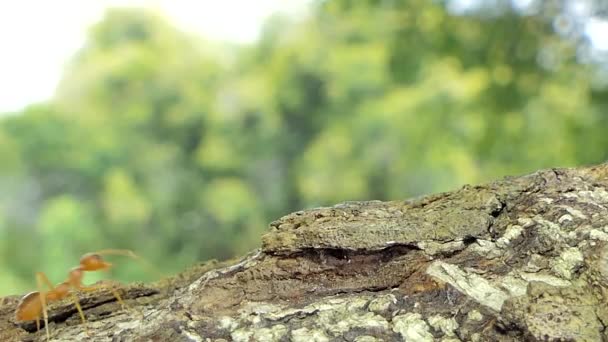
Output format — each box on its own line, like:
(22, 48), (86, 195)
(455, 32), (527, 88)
(1, 0), (607, 295)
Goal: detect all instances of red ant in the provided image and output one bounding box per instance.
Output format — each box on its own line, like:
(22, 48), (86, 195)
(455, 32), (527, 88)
(14, 249), (145, 341)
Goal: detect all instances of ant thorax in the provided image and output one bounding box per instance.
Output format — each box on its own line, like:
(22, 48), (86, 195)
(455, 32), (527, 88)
(68, 267), (84, 286)
(46, 282), (70, 300)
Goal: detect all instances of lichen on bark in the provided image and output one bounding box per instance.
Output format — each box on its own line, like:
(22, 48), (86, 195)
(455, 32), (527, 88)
(2, 163), (608, 341)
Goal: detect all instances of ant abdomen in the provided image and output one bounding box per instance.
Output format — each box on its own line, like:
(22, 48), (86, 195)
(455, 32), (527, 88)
(14, 291), (41, 322)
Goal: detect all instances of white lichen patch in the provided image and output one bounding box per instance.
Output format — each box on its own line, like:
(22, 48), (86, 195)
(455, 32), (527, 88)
(265, 305), (323, 321)
(499, 274), (528, 297)
(519, 272), (571, 287)
(558, 214), (573, 224)
(252, 324), (288, 341)
(354, 336), (381, 342)
(231, 329), (253, 342)
(559, 206), (588, 220)
(263, 297), (359, 322)
(573, 188), (608, 206)
(539, 197), (554, 204)
(116, 319), (142, 330)
(343, 297), (372, 311)
(218, 316), (238, 330)
(392, 313), (434, 342)
(182, 329), (203, 342)
(466, 310), (483, 322)
(535, 218), (568, 241)
(239, 302), (285, 318)
(517, 217), (534, 228)
(322, 311), (389, 336)
(597, 247), (608, 287)
(469, 239), (502, 259)
(427, 261), (509, 311)
(417, 240), (465, 256)
(239, 295), (390, 340)
(522, 254), (548, 273)
(551, 247), (584, 280)
(427, 314), (459, 336)
(291, 327), (330, 342)
(589, 229), (608, 241)
(367, 294), (397, 313)
(188, 249), (263, 293)
(495, 225), (523, 248)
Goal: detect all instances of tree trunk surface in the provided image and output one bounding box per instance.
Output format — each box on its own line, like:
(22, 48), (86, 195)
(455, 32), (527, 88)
(3, 163), (608, 341)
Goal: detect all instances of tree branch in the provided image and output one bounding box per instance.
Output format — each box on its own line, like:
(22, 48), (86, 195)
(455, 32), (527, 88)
(3, 163), (608, 341)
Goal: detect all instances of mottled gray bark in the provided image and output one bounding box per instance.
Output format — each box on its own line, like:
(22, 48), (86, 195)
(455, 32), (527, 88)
(3, 163), (608, 341)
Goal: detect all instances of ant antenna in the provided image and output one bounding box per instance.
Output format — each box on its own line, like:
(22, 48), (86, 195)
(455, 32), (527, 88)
(91, 249), (163, 278)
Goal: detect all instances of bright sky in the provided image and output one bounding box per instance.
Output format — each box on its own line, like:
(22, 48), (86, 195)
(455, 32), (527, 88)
(1, 1), (607, 114)
(0, 0), (310, 113)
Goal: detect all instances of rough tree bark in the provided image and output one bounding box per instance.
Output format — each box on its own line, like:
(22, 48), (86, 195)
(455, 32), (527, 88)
(2, 163), (608, 341)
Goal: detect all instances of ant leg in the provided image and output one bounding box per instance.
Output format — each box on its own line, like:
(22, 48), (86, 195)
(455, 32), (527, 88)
(107, 286), (135, 315)
(67, 292), (90, 336)
(78, 282), (141, 318)
(62, 282), (128, 336)
(35, 272), (55, 341)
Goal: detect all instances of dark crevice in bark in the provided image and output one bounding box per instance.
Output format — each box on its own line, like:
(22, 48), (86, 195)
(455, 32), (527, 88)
(291, 244), (421, 258)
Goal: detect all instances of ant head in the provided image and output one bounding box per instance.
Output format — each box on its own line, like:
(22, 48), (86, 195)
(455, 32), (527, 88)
(80, 253), (112, 271)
